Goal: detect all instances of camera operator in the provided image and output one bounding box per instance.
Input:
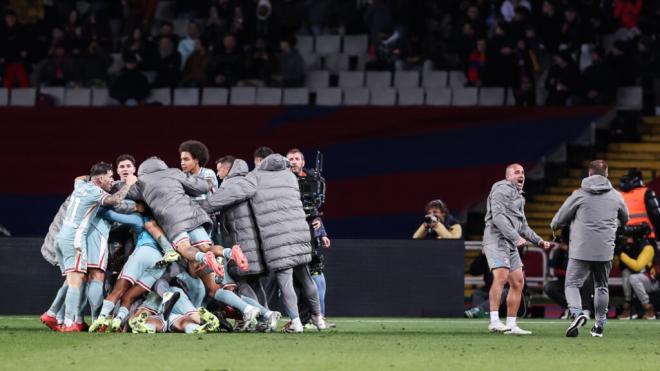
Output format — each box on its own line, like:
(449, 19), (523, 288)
(620, 168), (660, 241)
(615, 222), (658, 320)
(412, 199), (462, 239)
(286, 148), (334, 328)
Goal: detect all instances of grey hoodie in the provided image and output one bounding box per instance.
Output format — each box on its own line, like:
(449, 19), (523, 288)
(550, 175), (629, 261)
(131, 158), (212, 242)
(483, 179), (542, 250)
(200, 159), (265, 275)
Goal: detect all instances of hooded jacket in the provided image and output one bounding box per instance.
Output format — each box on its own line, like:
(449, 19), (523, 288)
(132, 158), (211, 241)
(551, 175), (629, 261)
(249, 154), (312, 271)
(483, 179), (542, 250)
(199, 159), (265, 275)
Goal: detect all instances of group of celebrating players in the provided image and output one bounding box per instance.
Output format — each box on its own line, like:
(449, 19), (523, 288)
(39, 140), (330, 334)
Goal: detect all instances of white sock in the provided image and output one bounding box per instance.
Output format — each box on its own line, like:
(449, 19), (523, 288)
(490, 311), (500, 323)
(506, 316), (516, 327)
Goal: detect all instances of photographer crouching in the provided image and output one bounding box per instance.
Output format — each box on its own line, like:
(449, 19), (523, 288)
(412, 200), (462, 239)
(615, 222), (659, 320)
(287, 148), (335, 328)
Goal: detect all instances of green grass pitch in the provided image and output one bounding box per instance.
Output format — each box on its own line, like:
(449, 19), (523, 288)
(1, 316), (659, 370)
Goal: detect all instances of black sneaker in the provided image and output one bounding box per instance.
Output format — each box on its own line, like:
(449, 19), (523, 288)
(590, 325), (603, 337)
(213, 311), (234, 332)
(565, 314), (588, 337)
(161, 291), (180, 321)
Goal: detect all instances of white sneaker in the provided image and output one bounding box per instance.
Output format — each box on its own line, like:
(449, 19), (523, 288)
(264, 311), (281, 332)
(488, 321), (510, 333)
(311, 315), (327, 330)
(283, 320), (303, 333)
(504, 325), (532, 335)
(240, 306), (260, 331)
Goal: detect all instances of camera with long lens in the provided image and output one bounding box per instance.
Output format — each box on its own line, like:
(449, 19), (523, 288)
(615, 222), (651, 256)
(424, 215), (438, 225)
(297, 151), (326, 221)
(620, 222), (651, 240)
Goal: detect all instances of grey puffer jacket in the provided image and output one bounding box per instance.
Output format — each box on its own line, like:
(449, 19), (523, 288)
(133, 158), (212, 241)
(483, 179), (542, 250)
(251, 154), (312, 271)
(41, 197), (69, 265)
(551, 175), (629, 261)
(200, 159), (265, 275)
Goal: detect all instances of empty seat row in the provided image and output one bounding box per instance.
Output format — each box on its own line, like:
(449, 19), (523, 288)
(306, 70), (471, 90)
(0, 86), (642, 108)
(0, 87), (109, 106)
(297, 34), (368, 55)
(315, 87), (512, 106)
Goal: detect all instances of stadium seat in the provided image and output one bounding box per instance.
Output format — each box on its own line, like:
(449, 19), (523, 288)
(108, 53), (124, 75)
(343, 34), (368, 54)
(40, 87), (65, 105)
(173, 88), (200, 106)
(306, 70), (330, 91)
(398, 87), (424, 106)
(536, 86), (547, 106)
(315, 88), (342, 106)
(338, 71), (365, 88)
(343, 88), (369, 105)
(338, 54), (367, 71)
(321, 52), (343, 73)
(256, 87), (282, 105)
(370, 87), (397, 106)
(0, 88), (8, 106)
(616, 86), (642, 110)
(300, 52), (319, 70)
(201, 88), (228, 106)
(394, 71), (420, 88)
(448, 70), (467, 87)
(366, 71), (392, 88)
(142, 71), (157, 85)
(421, 70), (448, 88)
(315, 35), (341, 54)
(521, 248), (547, 289)
(173, 19), (188, 38)
(146, 88), (172, 105)
(283, 88), (309, 105)
(230, 87), (256, 105)
(506, 88), (516, 106)
(452, 87), (478, 106)
(296, 35), (314, 54)
(63, 88), (92, 106)
(425, 87), (451, 106)
(9, 88), (37, 106)
(478, 87), (505, 106)
(91, 88), (109, 106)
(154, 0), (176, 21)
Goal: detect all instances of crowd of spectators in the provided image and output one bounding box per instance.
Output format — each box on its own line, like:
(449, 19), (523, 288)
(1, 0), (659, 106)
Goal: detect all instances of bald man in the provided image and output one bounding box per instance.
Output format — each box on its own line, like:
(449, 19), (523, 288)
(482, 163), (551, 335)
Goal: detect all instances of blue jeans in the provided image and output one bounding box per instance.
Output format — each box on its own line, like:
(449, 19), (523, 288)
(312, 273), (326, 316)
